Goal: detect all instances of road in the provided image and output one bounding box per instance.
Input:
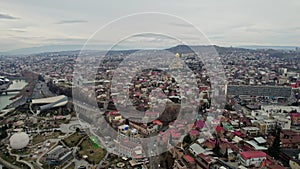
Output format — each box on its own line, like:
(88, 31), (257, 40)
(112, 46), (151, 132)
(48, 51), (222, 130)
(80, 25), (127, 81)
(5, 80), (55, 110)
(36, 140), (59, 166)
(0, 156), (21, 169)
(7, 145), (35, 169)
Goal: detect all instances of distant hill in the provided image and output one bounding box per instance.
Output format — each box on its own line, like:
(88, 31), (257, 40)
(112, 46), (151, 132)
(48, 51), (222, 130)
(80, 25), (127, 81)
(1, 44), (299, 56)
(2, 45), (83, 55)
(238, 45), (299, 50)
(167, 44), (196, 54)
(1, 44), (129, 55)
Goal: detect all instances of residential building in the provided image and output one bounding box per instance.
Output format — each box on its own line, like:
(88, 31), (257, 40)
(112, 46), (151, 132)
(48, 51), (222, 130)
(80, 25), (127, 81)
(241, 127), (259, 136)
(263, 119), (276, 134)
(239, 151), (266, 167)
(289, 112), (300, 125)
(196, 153), (216, 169)
(274, 116), (291, 129)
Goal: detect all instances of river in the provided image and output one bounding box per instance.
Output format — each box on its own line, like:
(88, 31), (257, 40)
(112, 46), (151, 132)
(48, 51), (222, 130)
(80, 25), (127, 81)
(0, 79), (28, 110)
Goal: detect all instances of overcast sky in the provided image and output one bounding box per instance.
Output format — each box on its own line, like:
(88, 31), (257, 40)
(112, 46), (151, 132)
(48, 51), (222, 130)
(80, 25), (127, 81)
(0, 0), (299, 51)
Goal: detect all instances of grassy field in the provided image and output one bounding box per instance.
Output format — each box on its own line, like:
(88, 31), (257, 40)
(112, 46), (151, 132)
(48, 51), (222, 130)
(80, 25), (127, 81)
(32, 131), (63, 145)
(90, 135), (100, 148)
(78, 137), (107, 164)
(11, 148), (31, 155)
(63, 132), (85, 147)
(0, 150), (30, 169)
(0, 150), (16, 164)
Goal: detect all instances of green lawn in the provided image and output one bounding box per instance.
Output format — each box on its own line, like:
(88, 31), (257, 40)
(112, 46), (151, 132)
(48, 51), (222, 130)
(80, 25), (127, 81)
(0, 150), (30, 169)
(11, 148), (31, 155)
(78, 138), (107, 164)
(63, 132), (85, 147)
(90, 135), (101, 148)
(0, 150), (16, 164)
(32, 131), (63, 145)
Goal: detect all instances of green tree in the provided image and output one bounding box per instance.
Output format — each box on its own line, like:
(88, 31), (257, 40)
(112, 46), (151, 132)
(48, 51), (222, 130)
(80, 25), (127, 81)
(183, 134), (192, 146)
(213, 138), (220, 156)
(224, 104), (234, 111)
(268, 125), (281, 159)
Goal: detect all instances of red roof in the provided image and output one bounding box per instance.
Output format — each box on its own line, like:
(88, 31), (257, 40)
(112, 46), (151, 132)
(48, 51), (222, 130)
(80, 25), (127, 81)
(106, 110), (119, 115)
(153, 120), (163, 125)
(215, 125), (224, 132)
(281, 136), (300, 144)
(172, 132), (181, 139)
(195, 120), (205, 129)
(189, 129), (199, 136)
(183, 155), (195, 164)
(289, 112), (300, 116)
(240, 151), (266, 159)
(232, 130), (246, 137)
(197, 153), (214, 163)
(281, 129), (299, 136)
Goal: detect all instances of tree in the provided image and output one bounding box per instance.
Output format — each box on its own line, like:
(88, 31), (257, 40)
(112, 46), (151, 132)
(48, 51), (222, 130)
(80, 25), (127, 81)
(125, 119), (130, 125)
(213, 136), (220, 156)
(268, 125), (281, 159)
(38, 74), (45, 82)
(183, 134), (192, 145)
(224, 104), (234, 111)
(0, 127), (8, 140)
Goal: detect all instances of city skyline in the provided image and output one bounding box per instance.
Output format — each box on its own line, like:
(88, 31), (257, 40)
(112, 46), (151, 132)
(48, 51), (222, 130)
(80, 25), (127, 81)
(1, 0), (300, 52)
(1, 1), (300, 168)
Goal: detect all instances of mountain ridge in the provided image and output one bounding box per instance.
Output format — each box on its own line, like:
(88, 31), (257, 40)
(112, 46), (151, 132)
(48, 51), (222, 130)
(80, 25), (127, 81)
(1, 44), (299, 56)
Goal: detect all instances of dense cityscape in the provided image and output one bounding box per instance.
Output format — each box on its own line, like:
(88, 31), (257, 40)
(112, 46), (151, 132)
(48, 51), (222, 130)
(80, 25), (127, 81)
(1, 0), (300, 169)
(0, 45), (300, 169)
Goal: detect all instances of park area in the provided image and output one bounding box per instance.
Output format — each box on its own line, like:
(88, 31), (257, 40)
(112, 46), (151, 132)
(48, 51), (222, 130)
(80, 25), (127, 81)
(63, 132), (86, 147)
(78, 137), (107, 164)
(32, 131), (63, 145)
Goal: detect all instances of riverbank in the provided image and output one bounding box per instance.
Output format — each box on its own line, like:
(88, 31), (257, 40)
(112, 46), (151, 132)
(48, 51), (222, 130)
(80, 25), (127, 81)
(1, 71), (39, 110)
(0, 80), (28, 110)
(9, 71), (39, 100)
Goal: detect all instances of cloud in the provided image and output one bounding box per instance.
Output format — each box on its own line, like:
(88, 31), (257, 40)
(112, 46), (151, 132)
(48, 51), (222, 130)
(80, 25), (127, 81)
(125, 33), (178, 43)
(56, 19), (87, 24)
(9, 28), (27, 32)
(0, 13), (19, 19)
(168, 22), (192, 28)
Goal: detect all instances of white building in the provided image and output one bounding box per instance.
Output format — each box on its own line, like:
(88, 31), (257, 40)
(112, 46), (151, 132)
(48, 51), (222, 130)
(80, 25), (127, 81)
(239, 151), (266, 167)
(263, 119), (276, 134)
(274, 116), (291, 129)
(241, 127), (260, 136)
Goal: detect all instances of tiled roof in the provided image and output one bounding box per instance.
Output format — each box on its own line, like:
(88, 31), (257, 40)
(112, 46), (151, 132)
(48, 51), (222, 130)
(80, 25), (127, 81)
(183, 155), (195, 164)
(240, 151), (266, 159)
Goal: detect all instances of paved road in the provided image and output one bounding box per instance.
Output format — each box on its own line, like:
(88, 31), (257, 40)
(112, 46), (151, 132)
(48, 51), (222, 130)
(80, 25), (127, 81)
(0, 156), (20, 169)
(7, 145), (35, 169)
(36, 140), (59, 166)
(6, 80), (55, 109)
(31, 81), (55, 99)
(60, 120), (81, 134)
